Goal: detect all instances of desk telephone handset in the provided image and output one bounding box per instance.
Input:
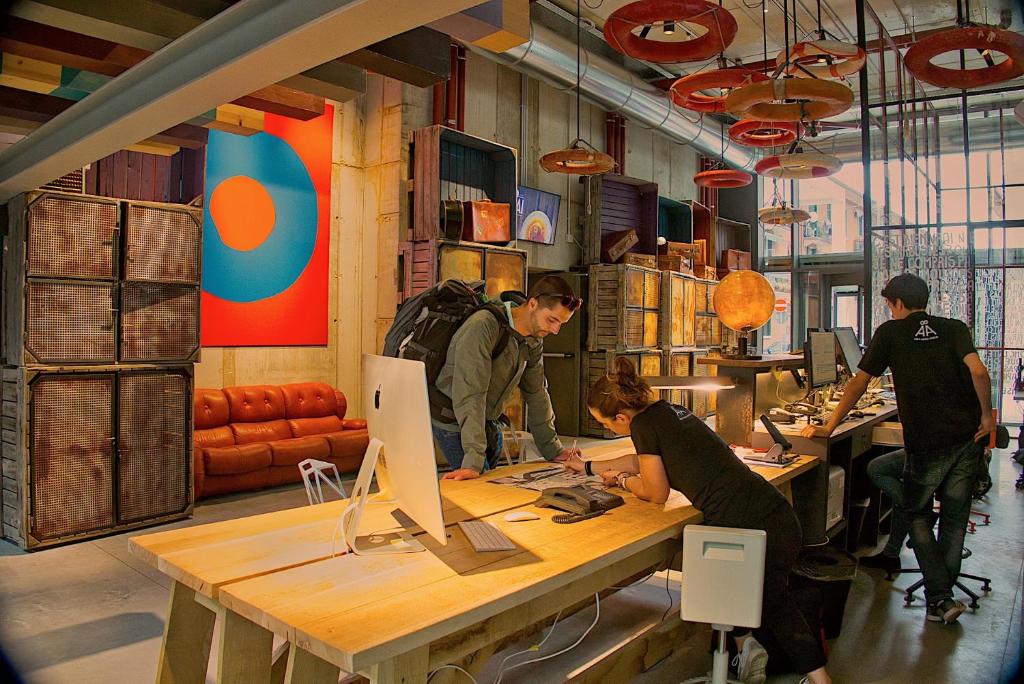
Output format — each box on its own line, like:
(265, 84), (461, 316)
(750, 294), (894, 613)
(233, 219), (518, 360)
(535, 486), (624, 524)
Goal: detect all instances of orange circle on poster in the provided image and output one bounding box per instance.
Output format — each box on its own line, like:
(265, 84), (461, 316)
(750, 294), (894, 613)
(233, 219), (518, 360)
(210, 175), (276, 251)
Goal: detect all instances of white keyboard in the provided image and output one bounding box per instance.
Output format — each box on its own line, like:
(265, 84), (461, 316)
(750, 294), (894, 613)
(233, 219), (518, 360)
(458, 521), (516, 552)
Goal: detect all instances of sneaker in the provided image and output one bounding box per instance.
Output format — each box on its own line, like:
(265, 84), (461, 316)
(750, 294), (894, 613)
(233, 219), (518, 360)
(926, 598), (967, 624)
(859, 551), (901, 574)
(731, 636), (768, 684)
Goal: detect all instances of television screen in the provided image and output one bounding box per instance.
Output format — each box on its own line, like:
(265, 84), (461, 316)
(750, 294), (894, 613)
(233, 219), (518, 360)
(516, 186), (560, 245)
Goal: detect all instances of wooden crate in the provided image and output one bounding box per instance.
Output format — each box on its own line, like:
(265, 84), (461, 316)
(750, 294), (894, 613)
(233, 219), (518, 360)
(1, 365), (193, 550)
(712, 217), (751, 272)
(399, 239), (528, 302)
(410, 125), (518, 242)
(695, 313), (718, 347)
(659, 198), (711, 245)
(583, 174), (659, 265)
(621, 253), (657, 268)
(660, 349), (693, 410)
(587, 264), (660, 352)
(690, 350), (711, 419)
(659, 271), (696, 349)
(581, 350), (663, 438)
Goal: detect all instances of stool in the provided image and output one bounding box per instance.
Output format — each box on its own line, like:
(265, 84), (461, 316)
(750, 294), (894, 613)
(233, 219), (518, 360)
(681, 525), (767, 684)
(298, 458), (347, 505)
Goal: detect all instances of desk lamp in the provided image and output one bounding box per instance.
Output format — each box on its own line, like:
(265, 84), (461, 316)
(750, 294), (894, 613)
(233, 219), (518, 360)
(713, 270), (776, 360)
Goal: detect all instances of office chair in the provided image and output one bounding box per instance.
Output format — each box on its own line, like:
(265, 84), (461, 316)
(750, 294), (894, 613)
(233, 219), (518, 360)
(681, 525), (767, 684)
(898, 509), (992, 610)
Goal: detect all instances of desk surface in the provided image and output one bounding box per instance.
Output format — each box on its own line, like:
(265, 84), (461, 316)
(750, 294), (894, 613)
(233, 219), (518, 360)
(132, 455), (817, 673)
(753, 402), (898, 441)
(695, 354), (804, 369)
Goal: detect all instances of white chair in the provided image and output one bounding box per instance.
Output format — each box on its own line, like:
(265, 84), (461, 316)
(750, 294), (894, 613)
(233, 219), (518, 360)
(499, 429), (541, 465)
(298, 458), (347, 505)
(681, 525), (767, 684)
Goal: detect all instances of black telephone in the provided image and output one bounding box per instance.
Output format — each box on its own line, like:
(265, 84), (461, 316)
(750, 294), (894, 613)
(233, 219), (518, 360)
(535, 485), (624, 523)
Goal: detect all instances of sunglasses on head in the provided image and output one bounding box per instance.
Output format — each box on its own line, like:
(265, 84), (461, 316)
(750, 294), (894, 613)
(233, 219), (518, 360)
(535, 292), (583, 312)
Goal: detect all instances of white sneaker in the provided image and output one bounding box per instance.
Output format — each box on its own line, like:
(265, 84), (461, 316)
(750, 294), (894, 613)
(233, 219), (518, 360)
(731, 636), (768, 684)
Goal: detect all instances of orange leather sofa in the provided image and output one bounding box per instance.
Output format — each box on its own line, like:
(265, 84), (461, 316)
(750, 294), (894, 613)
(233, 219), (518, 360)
(193, 382), (369, 499)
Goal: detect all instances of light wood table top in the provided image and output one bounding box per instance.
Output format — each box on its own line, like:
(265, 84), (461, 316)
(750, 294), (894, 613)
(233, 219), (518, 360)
(211, 456), (818, 673)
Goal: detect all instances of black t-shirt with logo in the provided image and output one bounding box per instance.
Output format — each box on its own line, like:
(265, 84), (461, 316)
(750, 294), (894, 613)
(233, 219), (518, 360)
(629, 400), (788, 526)
(859, 311), (980, 453)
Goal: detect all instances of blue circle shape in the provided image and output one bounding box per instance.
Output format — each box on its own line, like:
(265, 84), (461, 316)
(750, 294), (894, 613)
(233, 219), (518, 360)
(202, 130), (318, 302)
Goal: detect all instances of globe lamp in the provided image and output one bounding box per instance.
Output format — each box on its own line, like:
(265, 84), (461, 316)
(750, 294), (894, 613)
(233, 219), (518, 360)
(713, 270), (776, 359)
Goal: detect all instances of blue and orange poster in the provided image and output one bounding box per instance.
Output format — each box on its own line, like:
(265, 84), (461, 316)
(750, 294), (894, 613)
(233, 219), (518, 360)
(201, 105), (333, 346)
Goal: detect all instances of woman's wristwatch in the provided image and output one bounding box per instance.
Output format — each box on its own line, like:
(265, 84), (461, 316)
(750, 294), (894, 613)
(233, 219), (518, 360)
(616, 472), (632, 489)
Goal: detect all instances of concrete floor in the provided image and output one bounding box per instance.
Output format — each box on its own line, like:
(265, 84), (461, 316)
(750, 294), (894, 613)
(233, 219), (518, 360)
(0, 450), (1021, 683)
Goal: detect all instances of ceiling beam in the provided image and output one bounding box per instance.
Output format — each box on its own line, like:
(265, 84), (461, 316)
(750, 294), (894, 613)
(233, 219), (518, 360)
(0, 0), (485, 200)
(1, 16), (324, 120)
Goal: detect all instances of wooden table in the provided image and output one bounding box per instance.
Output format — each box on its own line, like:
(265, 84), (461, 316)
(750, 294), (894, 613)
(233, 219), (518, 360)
(131, 455), (818, 684)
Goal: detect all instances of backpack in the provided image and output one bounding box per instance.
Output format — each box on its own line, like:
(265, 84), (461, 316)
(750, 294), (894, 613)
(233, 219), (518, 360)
(383, 279), (511, 420)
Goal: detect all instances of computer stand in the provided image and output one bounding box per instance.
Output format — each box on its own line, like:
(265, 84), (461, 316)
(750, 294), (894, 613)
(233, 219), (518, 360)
(340, 437), (426, 555)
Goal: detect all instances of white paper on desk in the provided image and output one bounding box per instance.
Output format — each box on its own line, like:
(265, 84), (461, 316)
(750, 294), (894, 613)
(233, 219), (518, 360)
(663, 489), (692, 511)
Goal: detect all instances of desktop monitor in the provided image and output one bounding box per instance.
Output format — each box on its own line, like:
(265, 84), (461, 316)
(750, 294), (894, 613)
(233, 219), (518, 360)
(806, 331), (838, 388)
(341, 354), (447, 554)
(833, 327), (862, 376)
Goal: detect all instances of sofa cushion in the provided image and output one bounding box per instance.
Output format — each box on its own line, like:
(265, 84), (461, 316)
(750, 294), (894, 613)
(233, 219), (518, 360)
(195, 389), (230, 429)
(195, 425), (235, 450)
(225, 385), (286, 423)
(341, 419), (367, 430)
(289, 415), (344, 437)
(232, 419), (292, 444)
(204, 443), (273, 476)
(282, 382), (338, 419)
(335, 391), (348, 419)
(322, 430), (370, 461)
(267, 436), (330, 467)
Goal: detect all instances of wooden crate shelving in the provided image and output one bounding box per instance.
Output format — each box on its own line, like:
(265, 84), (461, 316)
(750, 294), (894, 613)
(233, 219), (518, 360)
(659, 197), (711, 245)
(660, 348), (693, 410)
(708, 216), (751, 272)
(583, 174), (659, 265)
(659, 271), (696, 349)
(399, 239), (528, 302)
(581, 350), (664, 438)
(587, 264), (660, 352)
(410, 125), (517, 242)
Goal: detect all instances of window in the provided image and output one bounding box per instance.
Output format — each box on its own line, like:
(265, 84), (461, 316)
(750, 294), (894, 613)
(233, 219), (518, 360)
(761, 273), (792, 354)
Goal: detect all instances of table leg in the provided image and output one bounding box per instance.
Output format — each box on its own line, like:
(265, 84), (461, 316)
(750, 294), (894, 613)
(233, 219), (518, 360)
(285, 645), (341, 683)
(271, 642), (291, 684)
(156, 581), (216, 684)
(216, 609), (274, 683)
(362, 645), (429, 684)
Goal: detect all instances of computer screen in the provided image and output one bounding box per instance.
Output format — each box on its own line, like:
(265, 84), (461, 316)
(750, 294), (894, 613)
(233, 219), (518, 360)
(342, 354), (447, 554)
(833, 327), (862, 376)
(807, 331), (838, 388)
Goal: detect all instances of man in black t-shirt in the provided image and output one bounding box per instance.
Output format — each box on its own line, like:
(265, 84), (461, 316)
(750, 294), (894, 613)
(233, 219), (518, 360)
(802, 273), (994, 625)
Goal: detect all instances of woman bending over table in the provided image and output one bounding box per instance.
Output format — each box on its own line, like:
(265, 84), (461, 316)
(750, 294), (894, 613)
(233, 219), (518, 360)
(564, 357), (830, 684)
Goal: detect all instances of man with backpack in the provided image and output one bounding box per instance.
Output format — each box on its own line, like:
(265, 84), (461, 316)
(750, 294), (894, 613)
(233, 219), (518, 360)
(426, 275), (582, 480)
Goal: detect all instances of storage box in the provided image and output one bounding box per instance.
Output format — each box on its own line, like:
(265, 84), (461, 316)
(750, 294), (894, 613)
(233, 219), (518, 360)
(621, 252), (657, 268)
(659, 271), (696, 349)
(410, 125), (518, 241)
(587, 264), (660, 351)
(581, 350), (663, 437)
(398, 239), (527, 302)
(657, 254), (692, 273)
(583, 174), (659, 265)
(601, 228), (639, 263)
(827, 465), (845, 529)
(660, 349), (693, 409)
(724, 249), (751, 271)
(461, 200), (511, 244)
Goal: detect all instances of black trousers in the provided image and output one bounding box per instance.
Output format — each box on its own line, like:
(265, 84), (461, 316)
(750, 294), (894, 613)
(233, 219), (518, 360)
(732, 503), (827, 675)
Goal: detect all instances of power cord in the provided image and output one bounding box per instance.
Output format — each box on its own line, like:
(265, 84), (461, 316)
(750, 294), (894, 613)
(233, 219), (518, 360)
(494, 594), (600, 684)
(427, 664), (478, 683)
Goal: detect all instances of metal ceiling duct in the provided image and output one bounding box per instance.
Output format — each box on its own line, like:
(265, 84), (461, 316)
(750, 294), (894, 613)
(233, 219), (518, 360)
(468, 23), (758, 171)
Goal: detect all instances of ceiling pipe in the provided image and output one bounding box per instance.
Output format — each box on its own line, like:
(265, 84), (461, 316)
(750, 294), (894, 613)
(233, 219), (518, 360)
(467, 22), (758, 171)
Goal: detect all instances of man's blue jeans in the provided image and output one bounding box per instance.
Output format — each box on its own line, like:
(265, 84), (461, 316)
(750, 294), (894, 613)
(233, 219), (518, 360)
(903, 439), (983, 604)
(432, 423), (503, 472)
(867, 449), (908, 557)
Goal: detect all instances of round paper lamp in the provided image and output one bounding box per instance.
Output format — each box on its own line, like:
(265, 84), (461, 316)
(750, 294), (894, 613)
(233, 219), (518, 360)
(713, 270), (776, 359)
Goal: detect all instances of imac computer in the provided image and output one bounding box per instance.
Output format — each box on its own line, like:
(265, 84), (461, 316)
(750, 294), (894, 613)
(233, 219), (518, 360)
(340, 354), (447, 555)
(833, 327), (862, 376)
(806, 331), (838, 388)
